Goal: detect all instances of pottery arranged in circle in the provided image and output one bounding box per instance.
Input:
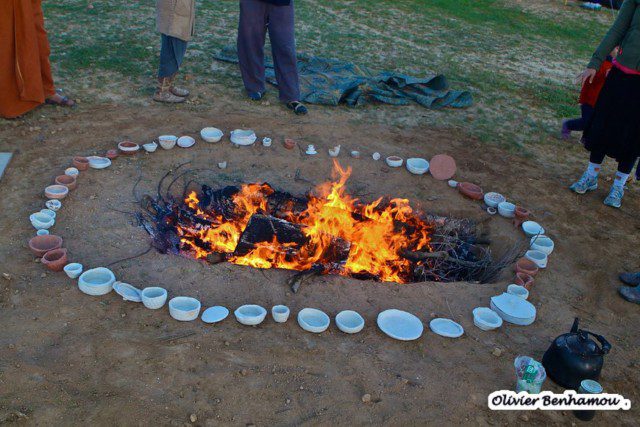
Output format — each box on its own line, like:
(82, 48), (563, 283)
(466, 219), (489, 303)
(262, 137), (272, 147)
(429, 318), (464, 338)
(284, 138), (296, 149)
(55, 174), (77, 191)
(515, 258), (539, 277)
(45, 199), (62, 211)
(88, 156), (111, 169)
(271, 305), (290, 323)
(36, 229), (49, 236)
(234, 304), (267, 326)
(406, 158), (430, 175)
(305, 144), (317, 155)
(141, 287), (168, 309)
(113, 281), (143, 302)
(457, 182), (483, 200)
(230, 129), (257, 146)
(158, 135), (177, 150)
(298, 308), (330, 333)
(217, 161), (227, 169)
(429, 154), (457, 180)
(44, 184), (69, 200)
(78, 267), (115, 296)
(490, 292), (536, 326)
(328, 145), (340, 157)
(497, 201), (516, 218)
(30, 212), (55, 230)
(385, 156), (403, 168)
(29, 234), (63, 257)
(515, 272), (535, 290)
(487, 206), (497, 215)
(377, 309), (423, 341)
(472, 307), (503, 331)
(525, 249), (547, 269)
(169, 297), (201, 321)
(41, 248), (68, 272)
(507, 284), (530, 300)
(515, 206), (530, 220)
(142, 142), (158, 153)
(63, 262), (83, 279)
(72, 156), (89, 171)
(177, 135), (196, 148)
(201, 127), (224, 143)
(350, 150), (360, 158)
(522, 221), (545, 237)
(64, 167), (79, 177)
(530, 235), (554, 255)
(372, 152), (381, 161)
(118, 141), (140, 154)
(106, 149), (119, 160)
(335, 310), (365, 334)
(201, 306), (229, 323)
(448, 179), (458, 188)
(40, 209), (56, 219)
(483, 192), (506, 208)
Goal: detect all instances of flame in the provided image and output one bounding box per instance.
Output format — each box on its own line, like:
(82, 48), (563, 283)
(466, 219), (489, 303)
(176, 161), (432, 283)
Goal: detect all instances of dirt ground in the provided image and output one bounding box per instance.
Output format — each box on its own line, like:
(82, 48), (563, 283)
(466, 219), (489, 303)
(0, 99), (639, 426)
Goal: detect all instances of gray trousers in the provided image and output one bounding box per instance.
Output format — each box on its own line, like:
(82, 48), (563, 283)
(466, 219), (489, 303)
(158, 34), (188, 78)
(237, 0), (300, 102)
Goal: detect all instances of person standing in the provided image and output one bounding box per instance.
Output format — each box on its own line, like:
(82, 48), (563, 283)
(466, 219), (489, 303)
(0, 0), (75, 119)
(571, 0), (640, 208)
(237, 0), (308, 115)
(154, 0), (195, 103)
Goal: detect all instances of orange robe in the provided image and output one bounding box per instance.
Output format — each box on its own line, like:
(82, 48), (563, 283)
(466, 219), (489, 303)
(0, 0), (56, 119)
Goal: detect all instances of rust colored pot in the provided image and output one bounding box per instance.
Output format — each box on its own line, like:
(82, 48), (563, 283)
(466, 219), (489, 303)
(515, 257), (539, 277)
(457, 182), (484, 200)
(515, 206), (530, 220)
(73, 156), (89, 171)
(284, 138), (295, 150)
(28, 235), (63, 257)
(118, 141), (139, 155)
(41, 248), (68, 272)
(54, 174), (77, 191)
(515, 272), (535, 290)
(106, 149), (119, 160)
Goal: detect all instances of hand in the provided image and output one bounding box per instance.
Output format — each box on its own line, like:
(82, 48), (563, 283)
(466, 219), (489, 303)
(577, 68), (597, 85)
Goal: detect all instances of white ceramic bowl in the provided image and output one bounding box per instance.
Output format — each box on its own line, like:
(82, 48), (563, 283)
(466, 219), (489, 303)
(230, 129), (257, 146)
(271, 305), (290, 323)
(429, 318), (464, 338)
(472, 307), (503, 331)
(45, 199), (62, 211)
(88, 156), (111, 169)
(78, 267), (115, 296)
(497, 201), (516, 218)
(40, 208), (56, 219)
(44, 185), (69, 200)
(64, 168), (79, 177)
(298, 308), (330, 333)
(142, 142), (158, 153)
(406, 158), (430, 175)
(335, 310), (365, 334)
(30, 212), (55, 230)
(484, 192), (506, 208)
(141, 287), (168, 309)
(63, 262), (83, 279)
(169, 297), (201, 321)
(36, 229), (49, 236)
(530, 235), (554, 255)
(201, 127), (224, 143)
(525, 249), (548, 268)
(118, 141), (140, 153)
(177, 135), (196, 148)
(507, 284), (530, 300)
(235, 304), (267, 325)
(490, 293), (536, 326)
(385, 156), (403, 168)
(522, 221), (545, 237)
(158, 135), (177, 150)
(262, 137), (272, 147)
(448, 179), (458, 188)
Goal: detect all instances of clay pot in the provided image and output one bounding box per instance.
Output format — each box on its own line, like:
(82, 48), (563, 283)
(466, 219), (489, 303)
(457, 182), (483, 200)
(284, 138), (295, 150)
(515, 257), (539, 277)
(41, 248), (68, 272)
(515, 206), (530, 220)
(118, 141), (139, 155)
(28, 234), (63, 257)
(106, 149), (119, 160)
(54, 174), (77, 191)
(515, 272), (535, 290)
(429, 154), (457, 181)
(73, 156), (89, 171)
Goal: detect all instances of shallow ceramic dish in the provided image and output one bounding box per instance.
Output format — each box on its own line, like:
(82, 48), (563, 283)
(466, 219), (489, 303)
(483, 192), (506, 208)
(141, 287), (167, 309)
(78, 267), (115, 296)
(30, 212), (55, 230)
(113, 281), (142, 302)
(65, 167), (79, 177)
(406, 158), (430, 175)
(490, 292), (536, 326)
(88, 156), (111, 169)
(29, 234), (63, 256)
(272, 305), (290, 323)
(177, 135), (196, 148)
(350, 150), (360, 158)
(472, 307), (503, 331)
(142, 142), (158, 153)
(45, 199), (62, 211)
(118, 141), (140, 154)
(507, 284), (530, 300)
(40, 208), (56, 219)
(429, 318), (464, 338)
(377, 309), (423, 341)
(522, 221), (545, 237)
(158, 135), (177, 150)
(497, 201), (516, 218)
(36, 229), (49, 236)
(335, 310), (365, 334)
(169, 297), (201, 321)
(201, 127), (224, 143)
(385, 156), (403, 168)
(44, 184), (69, 200)
(429, 154), (457, 180)
(63, 262), (83, 279)
(530, 235), (554, 255)
(525, 249), (548, 268)
(234, 304), (267, 326)
(298, 308), (330, 333)
(457, 182), (483, 200)
(202, 306), (229, 323)
(448, 180), (458, 188)
(230, 129), (257, 146)
(55, 174), (77, 191)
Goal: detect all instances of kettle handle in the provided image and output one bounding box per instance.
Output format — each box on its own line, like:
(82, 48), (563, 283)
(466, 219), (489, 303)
(571, 317), (579, 333)
(582, 330), (612, 354)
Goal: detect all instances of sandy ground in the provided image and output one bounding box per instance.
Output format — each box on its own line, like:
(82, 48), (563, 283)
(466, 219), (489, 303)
(0, 99), (639, 426)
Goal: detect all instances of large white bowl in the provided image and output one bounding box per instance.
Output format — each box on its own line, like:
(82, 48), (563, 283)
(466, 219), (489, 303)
(406, 158), (430, 175)
(141, 287), (167, 309)
(522, 221), (545, 237)
(158, 135), (177, 150)
(169, 297), (201, 321)
(78, 267), (115, 296)
(44, 185), (69, 200)
(200, 127), (223, 142)
(525, 249), (548, 268)
(472, 307), (503, 331)
(45, 199), (62, 211)
(385, 156), (404, 168)
(298, 308), (330, 333)
(484, 192), (506, 208)
(63, 262), (83, 279)
(230, 129), (257, 146)
(497, 201), (516, 218)
(88, 156), (111, 169)
(377, 309), (423, 341)
(30, 212), (55, 230)
(177, 135), (196, 148)
(530, 235), (554, 255)
(490, 293), (536, 326)
(335, 310), (365, 334)
(507, 284), (530, 300)
(234, 304), (267, 326)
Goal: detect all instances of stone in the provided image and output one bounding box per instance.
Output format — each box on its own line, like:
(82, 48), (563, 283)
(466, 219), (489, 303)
(361, 393), (371, 403)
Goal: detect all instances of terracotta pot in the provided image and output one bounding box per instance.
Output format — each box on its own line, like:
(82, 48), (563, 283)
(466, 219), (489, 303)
(284, 138), (295, 150)
(106, 149), (119, 160)
(515, 272), (535, 290)
(457, 182), (483, 200)
(28, 235), (63, 257)
(41, 248), (68, 272)
(515, 206), (530, 220)
(118, 141), (139, 155)
(515, 257), (539, 277)
(429, 154), (457, 181)
(73, 156), (89, 171)
(54, 174), (77, 191)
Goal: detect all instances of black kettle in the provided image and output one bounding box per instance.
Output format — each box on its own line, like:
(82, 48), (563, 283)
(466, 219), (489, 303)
(542, 318), (611, 390)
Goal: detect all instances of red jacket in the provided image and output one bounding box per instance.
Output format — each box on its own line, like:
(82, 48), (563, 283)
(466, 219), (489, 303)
(579, 59), (613, 107)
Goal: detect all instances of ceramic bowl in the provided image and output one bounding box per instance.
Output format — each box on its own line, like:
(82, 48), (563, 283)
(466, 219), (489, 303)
(201, 127), (224, 143)
(217, 161), (227, 169)
(230, 129), (257, 146)
(525, 249), (548, 269)
(40, 208), (56, 219)
(448, 179), (458, 188)
(262, 137), (272, 147)
(429, 318), (464, 338)
(141, 287), (168, 309)
(530, 235), (554, 255)
(234, 304), (267, 326)
(406, 158), (430, 175)
(487, 207), (497, 215)
(118, 141), (140, 154)
(350, 150), (360, 158)
(88, 156), (111, 169)
(483, 192), (506, 208)
(457, 182), (483, 200)
(515, 272), (535, 290)
(372, 152), (381, 161)
(385, 156), (403, 168)
(113, 282), (143, 302)
(271, 305), (290, 323)
(284, 138), (296, 149)
(41, 248), (68, 272)
(45, 199), (62, 211)
(522, 221), (545, 237)
(298, 308), (330, 333)
(177, 135), (196, 148)
(490, 293), (536, 326)
(169, 297), (201, 321)
(158, 135), (177, 150)
(55, 174), (77, 191)
(44, 184), (69, 200)
(105, 149), (119, 160)
(142, 142), (158, 153)
(30, 212), (55, 230)
(497, 201), (516, 218)
(472, 307), (503, 331)
(36, 229), (49, 236)
(515, 258), (539, 277)
(507, 284), (530, 300)
(335, 310), (365, 334)
(63, 262), (83, 279)
(64, 167), (79, 177)
(515, 206), (530, 220)
(78, 267), (115, 296)
(72, 156), (89, 171)
(28, 234), (63, 257)
(328, 147), (340, 157)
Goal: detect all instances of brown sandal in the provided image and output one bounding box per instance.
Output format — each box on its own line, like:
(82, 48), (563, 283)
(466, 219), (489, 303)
(45, 94), (76, 107)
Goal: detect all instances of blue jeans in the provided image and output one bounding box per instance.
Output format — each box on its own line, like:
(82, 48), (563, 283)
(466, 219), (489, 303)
(158, 34), (188, 78)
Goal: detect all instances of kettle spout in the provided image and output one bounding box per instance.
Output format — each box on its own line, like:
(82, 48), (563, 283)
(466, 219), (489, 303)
(571, 317), (579, 333)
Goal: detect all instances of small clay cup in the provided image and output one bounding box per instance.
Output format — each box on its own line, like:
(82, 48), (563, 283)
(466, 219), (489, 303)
(73, 156), (89, 171)
(54, 174), (77, 191)
(41, 248), (68, 272)
(515, 258), (539, 277)
(118, 141), (139, 155)
(284, 138), (295, 150)
(515, 272), (535, 290)
(106, 149), (119, 160)
(458, 182), (484, 200)
(28, 234), (63, 257)
(515, 206), (530, 220)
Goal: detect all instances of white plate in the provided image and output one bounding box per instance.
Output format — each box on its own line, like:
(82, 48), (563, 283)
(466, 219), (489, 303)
(177, 135), (196, 148)
(429, 318), (464, 338)
(201, 306), (229, 323)
(490, 293), (536, 325)
(88, 156), (111, 169)
(298, 308), (330, 333)
(377, 309), (423, 341)
(112, 281), (142, 302)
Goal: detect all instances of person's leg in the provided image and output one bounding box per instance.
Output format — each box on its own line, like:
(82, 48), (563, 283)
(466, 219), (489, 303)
(237, 0), (268, 99)
(570, 151), (604, 194)
(154, 34), (186, 103)
(635, 157), (640, 181)
(32, 0), (54, 98)
(168, 36), (189, 97)
(604, 156), (635, 208)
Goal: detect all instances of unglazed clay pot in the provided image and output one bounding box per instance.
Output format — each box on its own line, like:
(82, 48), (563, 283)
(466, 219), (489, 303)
(28, 234), (63, 257)
(515, 258), (539, 277)
(41, 248), (68, 272)
(106, 149), (119, 160)
(118, 141), (140, 154)
(284, 138), (295, 150)
(73, 156), (89, 171)
(515, 272), (535, 290)
(457, 182), (483, 200)
(54, 174), (77, 191)
(515, 206), (530, 220)
(429, 154), (457, 180)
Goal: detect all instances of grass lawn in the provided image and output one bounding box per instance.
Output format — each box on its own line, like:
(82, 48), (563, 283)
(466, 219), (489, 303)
(42, 0), (613, 150)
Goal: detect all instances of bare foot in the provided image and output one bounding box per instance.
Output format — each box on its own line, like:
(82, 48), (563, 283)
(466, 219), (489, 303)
(45, 93), (76, 107)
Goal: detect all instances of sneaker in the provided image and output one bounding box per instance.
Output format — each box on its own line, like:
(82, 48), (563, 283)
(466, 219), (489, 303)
(561, 121), (571, 140)
(604, 185), (624, 208)
(569, 172), (598, 194)
(247, 91), (264, 101)
(286, 101), (308, 115)
(618, 285), (640, 304)
(619, 272), (640, 286)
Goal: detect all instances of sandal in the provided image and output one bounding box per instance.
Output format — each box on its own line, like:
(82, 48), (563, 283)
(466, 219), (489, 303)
(45, 93), (76, 107)
(286, 101), (308, 115)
